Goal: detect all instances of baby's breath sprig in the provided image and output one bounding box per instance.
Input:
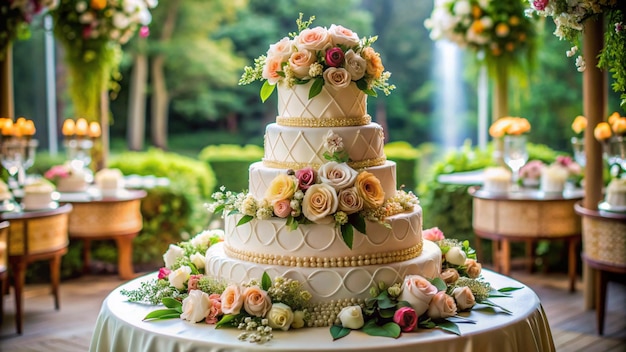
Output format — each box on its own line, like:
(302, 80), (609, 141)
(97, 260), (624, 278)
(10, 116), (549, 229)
(453, 277), (491, 302)
(121, 279), (183, 305)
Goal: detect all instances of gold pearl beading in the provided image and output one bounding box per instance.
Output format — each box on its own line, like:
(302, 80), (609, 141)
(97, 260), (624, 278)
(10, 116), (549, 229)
(262, 156), (387, 171)
(223, 241), (423, 268)
(276, 115), (372, 127)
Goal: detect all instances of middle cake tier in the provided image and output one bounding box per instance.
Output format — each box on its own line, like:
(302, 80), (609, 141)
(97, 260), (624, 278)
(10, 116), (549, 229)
(262, 122), (386, 170)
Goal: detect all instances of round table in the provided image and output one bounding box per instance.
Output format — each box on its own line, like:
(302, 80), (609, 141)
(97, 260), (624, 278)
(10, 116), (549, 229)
(469, 186), (583, 292)
(89, 270), (555, 352)
(59, 189), (146, 280)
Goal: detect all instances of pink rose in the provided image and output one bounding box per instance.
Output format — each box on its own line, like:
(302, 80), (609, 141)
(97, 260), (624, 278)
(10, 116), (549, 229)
(262, 56), (284, 85)
(427, 291), (457, 319)
(296, 26), (330, 51)
(532, 0), (549, 11)
(243, 286), (272, 317)
(205, 297), (222, 324)
(187, 274), (203, 291)
(393, 306), (418, 332)
(295, 167), (317, 190)
(220, 285), (244, 315)
(157, 267), (171, 280)
(398, 275), (438, 316)
(273, 199), (292, 218)
(139, 26), (150, 38)
(328, 24), (360, 47)
(323, 67), (351, 88)
(325, 47), (344, 67)
(289, 49), (316, 79)
(423, 227), (444, 241)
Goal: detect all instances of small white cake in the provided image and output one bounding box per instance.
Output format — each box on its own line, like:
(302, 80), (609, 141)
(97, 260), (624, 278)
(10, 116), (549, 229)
(605, 178), (626, 208)
(22, 179), (56, 210)
(57, 166), (89, 193)
(540, 164), (569, 193)
(483, 167), (512, 193)
(0, 180), (12, 201)
(95, 168), (125, 195)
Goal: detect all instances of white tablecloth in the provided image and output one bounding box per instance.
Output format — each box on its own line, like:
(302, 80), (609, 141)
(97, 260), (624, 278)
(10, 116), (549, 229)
(90, 270), (555, 352)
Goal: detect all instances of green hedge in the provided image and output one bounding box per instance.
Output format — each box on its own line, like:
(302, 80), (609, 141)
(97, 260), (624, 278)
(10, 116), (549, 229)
(198, 144), (264, 192)
(384, 141), (420, 191)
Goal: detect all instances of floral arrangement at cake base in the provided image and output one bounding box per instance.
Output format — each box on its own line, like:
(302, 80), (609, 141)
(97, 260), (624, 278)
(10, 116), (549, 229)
(121, 227), (521, 344)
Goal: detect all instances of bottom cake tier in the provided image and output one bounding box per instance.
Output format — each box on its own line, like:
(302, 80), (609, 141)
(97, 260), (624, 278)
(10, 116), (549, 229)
(205, 240), (441, 304)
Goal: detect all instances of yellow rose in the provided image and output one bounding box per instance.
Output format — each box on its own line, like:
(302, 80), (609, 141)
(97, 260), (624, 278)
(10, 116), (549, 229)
(571, 115), (587, 135)
(362, 47), (384, 79)
(594, 122), (613, 141)
(489, 117), (513, 138)
(265, 174), (297, 205)
(507, 117), (531, 135)
(608, 111), (621, 126)
(611, 117), (626, 135)
(355, 171), (385, 209)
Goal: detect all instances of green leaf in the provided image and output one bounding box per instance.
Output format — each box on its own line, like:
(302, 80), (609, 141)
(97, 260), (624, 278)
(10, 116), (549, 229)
(237, 215), (254, 226)
(363, 89), (377, 97)
(498, 286), (524, 293)
(340, 223), (354, 249)
(349, 214), (366, 234)
(362, 320), (401, 338)
(480, 299), (513, 315)
(430, 277), (447, 292)
(260, 81), (276, 102)
(379, 308), (396, 319)
(213, 204), (225, 214)
(377, 296), (395, 310)
(261, 272), (272, 291)
(309, 77), (324, 99)
(162, 297), (182, 311)
(143, 308), (180, 321)
(216, 314), (238, 328)
(436, 320), (461, 335)
(330, 325), (351, 340)
(419, 319), (436, 329)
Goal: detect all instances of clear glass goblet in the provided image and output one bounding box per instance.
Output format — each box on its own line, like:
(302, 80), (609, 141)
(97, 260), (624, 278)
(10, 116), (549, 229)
(503, 134), (529, 190)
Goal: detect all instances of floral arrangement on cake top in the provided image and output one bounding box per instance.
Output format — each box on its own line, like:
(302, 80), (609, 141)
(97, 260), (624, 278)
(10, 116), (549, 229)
(0, 0), (56, 58)
(528, 0), (626, 107)
(239, 13), (396, 101)
(208, 131), (417, 249)
(424, 0), (536, 74)
(121, 228), (520, 343)
(488, 116), (531, 138)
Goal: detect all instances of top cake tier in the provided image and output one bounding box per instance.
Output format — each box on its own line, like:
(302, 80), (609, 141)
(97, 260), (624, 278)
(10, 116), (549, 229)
(277, 82), (369, 127)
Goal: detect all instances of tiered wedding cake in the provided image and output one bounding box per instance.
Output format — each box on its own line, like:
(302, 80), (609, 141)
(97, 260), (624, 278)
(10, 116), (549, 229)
(206, 80), (441, 305)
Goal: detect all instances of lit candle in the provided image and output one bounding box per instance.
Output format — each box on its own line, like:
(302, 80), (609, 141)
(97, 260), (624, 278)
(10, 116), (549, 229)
(62, 119), (75, 136)
(88, 121), (101, 138)
(75, 118), (88, 136)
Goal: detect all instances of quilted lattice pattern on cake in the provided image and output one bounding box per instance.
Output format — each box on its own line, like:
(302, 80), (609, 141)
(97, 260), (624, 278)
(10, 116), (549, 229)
(277, 82), (367, 120)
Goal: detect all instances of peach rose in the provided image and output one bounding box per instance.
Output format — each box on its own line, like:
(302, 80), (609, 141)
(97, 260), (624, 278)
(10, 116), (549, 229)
(262, 56), (284, 85)
(440, 268), (460, 284)
(273, 199), (292, 218)
(180, 290), (211, 323)
(465, 258), (482, 279)
(328, 24), (360, 47)
(427, 291), (457, 319)
(594, 122), (612, 141)
(337, 187), (364, 214)
(571, 115), (587, 134)
(242, 286), (272, 317)
(452, 286), (476, 311)
(362, 47), (384, 79)
(323, 67), (352, 88)
(302, 183), (338, 224)
(507, 117), (531, 135)
(265, 174), (298, 205)
(608, 111), (621, 125)
(319, 162), (358, 191)
(612, 117), (626, 135)
(296, 26), (331, 51)
(344, 49), (366, 81)
(398, 275), (438, 316)
(355, 171), (385, 209)
(267, 37), (293, 61)
(220, 285), (244, 315)
(289, 48), (316, 79)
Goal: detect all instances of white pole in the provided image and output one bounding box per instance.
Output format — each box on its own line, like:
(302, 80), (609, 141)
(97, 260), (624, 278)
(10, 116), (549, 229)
(477, 64), (488, 150)
(44, 14), (58, 155)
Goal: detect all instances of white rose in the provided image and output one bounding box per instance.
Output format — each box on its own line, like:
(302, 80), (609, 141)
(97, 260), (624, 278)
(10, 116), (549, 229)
(323, 67), (351, 89)
(190, 231), (211, 247)
(344, 50), (366, 81)
(190, 252), (205, 269)
(112, 13), (131, 29)
(301, 183), (338, 224)
(318, 162), (358, 191)
(452, 286), (476, 311)
(338, 305), (364, 329)
(328, 24), (360, 47)
(168, 265), (191, 290)
(427, 291), (457, 319)
(445, 246), (467, 266)
(267, 303), (294, 331)
(337, 187), (364, 214)
(163, 244), (184, 268)
(180, 290), (211, 323)
(399, 275), (438, 316)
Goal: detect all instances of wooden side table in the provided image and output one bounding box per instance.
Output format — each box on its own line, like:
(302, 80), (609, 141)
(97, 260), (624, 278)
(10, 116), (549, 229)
(1, 203), (73, 334)
(469, 186), (583, 292)
(59, 189), (146, 280)
(574, 203), (626, 335)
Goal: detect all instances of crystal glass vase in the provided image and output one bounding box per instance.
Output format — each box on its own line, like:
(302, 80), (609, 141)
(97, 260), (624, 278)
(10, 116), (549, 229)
(503, 134), (529, 189)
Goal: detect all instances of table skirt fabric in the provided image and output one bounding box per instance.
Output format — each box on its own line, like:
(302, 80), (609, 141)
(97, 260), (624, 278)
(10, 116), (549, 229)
(89, 270), (555, 352)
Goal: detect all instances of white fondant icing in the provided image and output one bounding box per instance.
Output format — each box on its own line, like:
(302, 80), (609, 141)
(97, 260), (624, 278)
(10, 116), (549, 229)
(277, 81), (367, 121)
